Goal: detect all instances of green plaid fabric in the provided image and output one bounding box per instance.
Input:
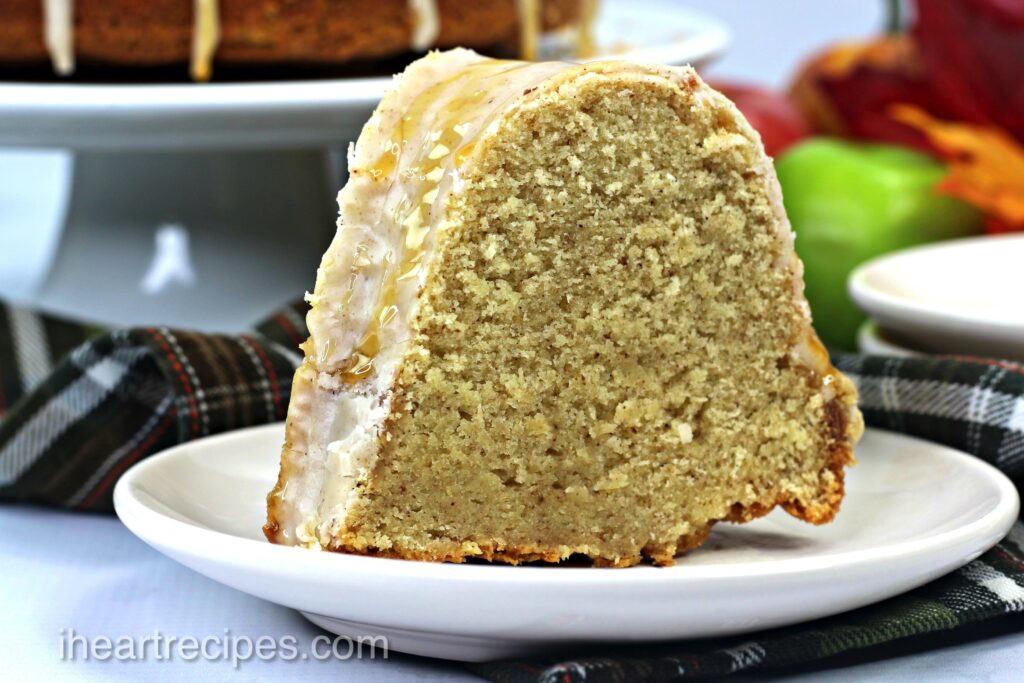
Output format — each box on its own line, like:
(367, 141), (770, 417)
(0, 302), (1021, 680)
(0, 301), (305, 510)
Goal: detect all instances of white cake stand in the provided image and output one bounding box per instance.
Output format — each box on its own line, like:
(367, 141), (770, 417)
(0, 0), (728, 332)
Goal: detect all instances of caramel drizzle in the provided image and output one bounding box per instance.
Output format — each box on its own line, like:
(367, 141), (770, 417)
(339, 60), (535, 383)
(191, 0), (221, 81)
(577, 0), (599, 59)
(517, 0), (541, 61)
(42, 0), (75, 75)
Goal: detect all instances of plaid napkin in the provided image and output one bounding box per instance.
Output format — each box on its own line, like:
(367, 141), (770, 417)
(1, 302), (1022, 681)
(0, 302), (306, 509)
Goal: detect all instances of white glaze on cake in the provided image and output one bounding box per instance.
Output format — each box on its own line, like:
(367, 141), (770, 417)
(42, 0), (74, 75)
(271, 51), (570, 544)
(408, 0), (441, 52)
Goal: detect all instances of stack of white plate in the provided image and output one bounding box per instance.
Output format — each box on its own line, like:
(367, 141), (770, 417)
(849, 234), (1024, 360)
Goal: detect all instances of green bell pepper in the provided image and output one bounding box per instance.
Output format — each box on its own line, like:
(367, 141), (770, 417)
(775, 139), (984, 350)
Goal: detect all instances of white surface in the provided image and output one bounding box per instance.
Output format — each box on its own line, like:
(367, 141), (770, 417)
(4, 506), (1023, 682)
(850, 235), (1024, 361)
(4, 507), (1024, 683)
(0, 507), (475, 682)
(113, 424), (1019, 662)
(0, 0), (729, 150)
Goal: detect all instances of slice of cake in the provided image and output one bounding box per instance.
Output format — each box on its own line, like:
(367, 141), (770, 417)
(264, 49), (864, 567)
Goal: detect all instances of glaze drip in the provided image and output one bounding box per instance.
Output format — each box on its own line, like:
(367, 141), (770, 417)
(408, 0), (441, 52)
(517, 0), (540, 61)
(191, 0), (221, 82)
(577, 0), (599, 58)
(42, 0), (74, 75)
(340, 60), (533, 382)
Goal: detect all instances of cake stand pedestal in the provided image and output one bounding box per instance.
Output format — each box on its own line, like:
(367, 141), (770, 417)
(0, 75), (384, 331)
(16, 148), (340, 332)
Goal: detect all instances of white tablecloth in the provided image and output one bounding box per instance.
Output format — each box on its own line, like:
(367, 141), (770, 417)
(3, 506), (1022, 682)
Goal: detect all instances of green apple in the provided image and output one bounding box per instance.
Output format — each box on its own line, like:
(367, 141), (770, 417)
(775, 138), (984, 350)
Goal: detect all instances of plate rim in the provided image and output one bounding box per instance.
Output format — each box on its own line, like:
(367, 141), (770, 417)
(856, 320), (920, 357)
(849, 234), (1024, 343)
(113, 422), (1020, 587)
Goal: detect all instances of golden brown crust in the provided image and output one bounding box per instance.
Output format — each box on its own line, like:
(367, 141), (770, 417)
(300, 368), (860, 567)
(304, 395), (858, 568)
(268, 396), (855, 566)
(780, 395), (858, 524)
(313, 435), (856, 569)
(321, 536), (701, 568)
(0, 0), (580, 68)
(327, 539), (612, 566)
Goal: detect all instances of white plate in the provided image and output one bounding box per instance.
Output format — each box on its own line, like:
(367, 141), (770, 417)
(857, 321), (922, 358)
(850, 235), (1024, 360)
(113, 423), (1018, 662)
(0, 0), (729, 150)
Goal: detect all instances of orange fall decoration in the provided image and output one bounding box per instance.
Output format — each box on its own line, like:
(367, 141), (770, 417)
(892, 105), (1024, 232)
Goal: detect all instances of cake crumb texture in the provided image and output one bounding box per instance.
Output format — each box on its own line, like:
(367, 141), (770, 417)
(321, 66), (861, 566)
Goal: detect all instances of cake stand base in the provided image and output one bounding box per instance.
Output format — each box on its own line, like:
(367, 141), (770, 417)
(5, 148), (341, 333)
